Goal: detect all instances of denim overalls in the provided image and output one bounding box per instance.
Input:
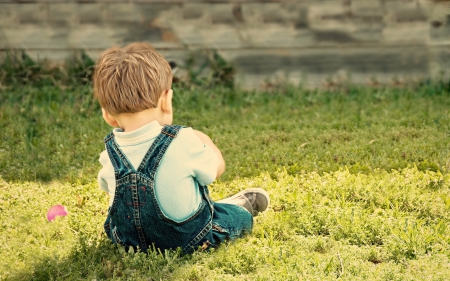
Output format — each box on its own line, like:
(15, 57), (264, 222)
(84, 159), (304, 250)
(103, 125), (253, 254)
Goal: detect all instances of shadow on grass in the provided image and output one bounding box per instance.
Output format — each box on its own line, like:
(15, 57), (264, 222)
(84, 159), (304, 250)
(12, 236), (193, 281)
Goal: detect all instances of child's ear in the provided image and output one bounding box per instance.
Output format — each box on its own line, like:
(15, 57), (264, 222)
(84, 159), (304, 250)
(161, 89), (173, 115)
(102, 108), (119, 127)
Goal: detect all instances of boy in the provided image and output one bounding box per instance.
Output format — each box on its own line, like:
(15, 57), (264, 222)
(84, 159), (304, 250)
(94, 42), (270, 254)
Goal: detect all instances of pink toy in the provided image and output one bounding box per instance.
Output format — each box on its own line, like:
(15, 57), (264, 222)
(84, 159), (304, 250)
(47, 205), (68, 221)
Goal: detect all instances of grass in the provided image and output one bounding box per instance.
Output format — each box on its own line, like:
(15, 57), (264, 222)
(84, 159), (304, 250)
(1, 82), (449, 182)
(1, 81), (450, 280)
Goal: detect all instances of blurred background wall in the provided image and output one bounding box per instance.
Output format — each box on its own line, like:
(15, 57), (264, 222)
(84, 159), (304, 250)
(1, 0), (449, 89)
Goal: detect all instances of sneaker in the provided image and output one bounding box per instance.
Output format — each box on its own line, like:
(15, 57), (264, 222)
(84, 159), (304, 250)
(216, 188), (270, 216)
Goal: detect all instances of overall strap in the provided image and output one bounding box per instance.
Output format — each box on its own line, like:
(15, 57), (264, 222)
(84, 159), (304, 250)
(105, 132), (148, 252)
(103, 132), (135, 175)
(136, 125), (184, 177)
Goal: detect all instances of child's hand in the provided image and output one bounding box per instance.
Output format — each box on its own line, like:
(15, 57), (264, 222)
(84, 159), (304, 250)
(193, 130), (226, 179)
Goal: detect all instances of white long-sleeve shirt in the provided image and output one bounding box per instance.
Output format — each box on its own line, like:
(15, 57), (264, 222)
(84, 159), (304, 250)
(98, 121), (218, 223)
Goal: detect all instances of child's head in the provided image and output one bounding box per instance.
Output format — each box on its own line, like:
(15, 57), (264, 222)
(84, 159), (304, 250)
(93, 42), (173, 116)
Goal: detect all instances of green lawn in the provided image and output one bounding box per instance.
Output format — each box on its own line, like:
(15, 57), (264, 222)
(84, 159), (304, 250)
(1, 83), (450, 280)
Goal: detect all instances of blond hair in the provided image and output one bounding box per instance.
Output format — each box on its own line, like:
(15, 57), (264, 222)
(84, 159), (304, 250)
(93, 42), (172, 115)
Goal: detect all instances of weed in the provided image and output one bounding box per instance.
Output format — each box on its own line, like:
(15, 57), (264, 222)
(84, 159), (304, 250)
(0, 50), (95, 88)
(174, 49), (235, 89)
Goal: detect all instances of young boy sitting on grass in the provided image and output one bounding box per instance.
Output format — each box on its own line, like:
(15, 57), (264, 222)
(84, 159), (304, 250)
(94, 42), (270, 254)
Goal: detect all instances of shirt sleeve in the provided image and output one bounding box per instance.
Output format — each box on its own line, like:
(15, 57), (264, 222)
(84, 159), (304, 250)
(182, 128), (218, 186)
(97, 150), (110, 193)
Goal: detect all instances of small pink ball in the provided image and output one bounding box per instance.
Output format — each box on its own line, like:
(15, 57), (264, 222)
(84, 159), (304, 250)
(47, 204), (68, 221)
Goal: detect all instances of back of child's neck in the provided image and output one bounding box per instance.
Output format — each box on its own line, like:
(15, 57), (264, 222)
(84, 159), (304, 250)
(116, 109), (163, 132)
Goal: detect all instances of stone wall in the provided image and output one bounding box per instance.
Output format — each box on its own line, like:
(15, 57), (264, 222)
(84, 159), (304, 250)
(1, 0), (449, 88)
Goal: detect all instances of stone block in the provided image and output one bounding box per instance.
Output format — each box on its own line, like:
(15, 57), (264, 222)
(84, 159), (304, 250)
(383, 0), (418, 10)
(105, 3), (175, 26)
(68, 25), (126, 49)
(351, 0), (383, 17)
(48, 3), (78, 26)
(15, 3), (48, 25)
(108, 3), (141, 23)
(123, 24), (182, 47)
(225, 46), (429, 78)
(25, 49), (72, 62)
(308, 3), (356, 32)
(78, 3), (109, 24)
(0, 52), (5, 64)
(82, 50), (102, 62)
(220, 46), (433, 88)
(240, 3), (263, 26)
(107, 2), (178, 23)
(312, 29), (357, 45)
(135, 3), (174, 24)
(0, 4), (19, 27)
(429, 22), (450, 44)
(0, 29), (8, 48)
(173, 25), (205, 46)
(210, 3), (237, 25)
(207, 27), (244, 49)
(259, 3), (301, 24)
(428, 46), (450, 77)
(242, 3), (308, 28)
(120, 23), (164, 45)
(101, 0), (184, 2)
(310, 25), (384, 46)
(155, 49), (188, 67)
(242, 27), (315, 48)
(383, 22), (429, 43)
(351, 27), (383, 42)
(182, 3), (205, 20)
(383, 1), (428, 23)
(2, 26), (69, 49)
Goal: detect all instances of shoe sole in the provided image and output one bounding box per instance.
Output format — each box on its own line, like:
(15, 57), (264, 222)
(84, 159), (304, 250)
(227, 187), (270, 214)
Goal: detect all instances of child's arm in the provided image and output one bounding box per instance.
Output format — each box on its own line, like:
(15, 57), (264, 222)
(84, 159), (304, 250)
(193, 130), (226, 179)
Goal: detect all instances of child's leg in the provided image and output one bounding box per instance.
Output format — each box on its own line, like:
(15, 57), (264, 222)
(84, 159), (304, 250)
(196, 188), (269, 250)
(216, 188), (270, 216)
(206, 188), (269, 248)
(209, 202), (253, 247)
